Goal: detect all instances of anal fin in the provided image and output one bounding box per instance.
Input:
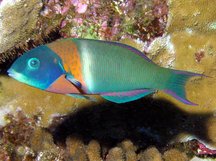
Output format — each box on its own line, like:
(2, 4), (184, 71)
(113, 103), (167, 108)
(101, 89), (155, 103)
(66, 73), (82, 88)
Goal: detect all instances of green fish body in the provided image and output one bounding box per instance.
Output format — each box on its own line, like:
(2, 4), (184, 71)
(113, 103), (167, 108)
(7, 38), (202, 104)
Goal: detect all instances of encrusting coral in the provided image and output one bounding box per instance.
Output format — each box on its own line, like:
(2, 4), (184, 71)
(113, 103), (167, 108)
(163, 149), (189, 161)
(0, 0), (42, 53)
(138, 147), (163, 161)
(106, 147), (125, 161)
(65, 135), (87, 160)
(119, 140), (138, 161)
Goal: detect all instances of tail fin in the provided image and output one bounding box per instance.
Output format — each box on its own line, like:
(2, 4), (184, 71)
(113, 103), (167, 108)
(163, 70), (204, 105)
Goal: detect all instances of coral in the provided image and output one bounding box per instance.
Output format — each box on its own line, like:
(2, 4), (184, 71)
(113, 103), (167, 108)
(120, 140), (137, 151)
(168, 0), (216, 33)
(128, 0), (168, 42)
(0, 111), (65, 161)
(106, 147), (124, 161)
(0, 111), (37, 160)
(39, 0), (168, 43)
(0, 110), (215, 160)
(138, 146), (163, 161)
(34, 150), (64, 161)
(30, 127), (57, 152)
(65, 135), (88, 160)
(0, 0), (42, 53)
(119, 140), (137, 161)
(206, 117), (216, 144)
(71, 146), (88, 161)
(163, 148), (189, 161)
(14, 146), (35, 161)
(0, 111), (36, 146)
(0, 148), (11, 161)
(124, 150), (137, 161)
(86, 140), (103, 161)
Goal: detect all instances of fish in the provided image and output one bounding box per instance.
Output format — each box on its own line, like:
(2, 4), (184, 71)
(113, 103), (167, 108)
(7, 38), (203, 105)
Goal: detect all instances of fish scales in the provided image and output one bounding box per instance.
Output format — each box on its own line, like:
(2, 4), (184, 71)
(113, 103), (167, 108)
(7, 38), (203, 105)
(62, 39), (170, 93)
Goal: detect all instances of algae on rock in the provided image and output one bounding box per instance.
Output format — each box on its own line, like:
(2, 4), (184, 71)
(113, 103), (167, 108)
(0, 0), (42, 53)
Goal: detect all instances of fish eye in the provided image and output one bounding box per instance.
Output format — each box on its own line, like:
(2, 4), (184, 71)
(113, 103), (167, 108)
(27, 58), (40, 70)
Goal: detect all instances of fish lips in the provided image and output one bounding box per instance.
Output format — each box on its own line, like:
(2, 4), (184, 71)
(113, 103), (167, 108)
(7, 68), (17, 78)
(7, 68), (23, 81)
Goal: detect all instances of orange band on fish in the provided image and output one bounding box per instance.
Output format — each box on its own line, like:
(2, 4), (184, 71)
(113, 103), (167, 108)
(47, 40), (85, 88)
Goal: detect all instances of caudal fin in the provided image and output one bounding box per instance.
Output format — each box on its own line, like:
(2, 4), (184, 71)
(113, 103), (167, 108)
(164, 70), (204, 105)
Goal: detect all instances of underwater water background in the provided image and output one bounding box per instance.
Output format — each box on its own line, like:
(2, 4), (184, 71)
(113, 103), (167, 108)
(0, 0), (216, 160)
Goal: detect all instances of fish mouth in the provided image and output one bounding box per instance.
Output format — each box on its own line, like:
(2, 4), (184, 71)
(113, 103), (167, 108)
(8, 72), (16, 78)
(7, 68), (17, 78)
(7, 68), (32, 87)
(7, 68), (22, 80)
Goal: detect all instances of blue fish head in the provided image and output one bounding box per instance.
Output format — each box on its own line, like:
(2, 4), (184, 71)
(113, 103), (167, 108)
(7, 45), (66, 90)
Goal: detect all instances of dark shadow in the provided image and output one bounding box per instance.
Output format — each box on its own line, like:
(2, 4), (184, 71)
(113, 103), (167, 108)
(49, 97), (211, 150)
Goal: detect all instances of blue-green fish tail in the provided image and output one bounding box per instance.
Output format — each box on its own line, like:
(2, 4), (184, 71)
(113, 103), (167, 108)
(163, 70), (203, 105)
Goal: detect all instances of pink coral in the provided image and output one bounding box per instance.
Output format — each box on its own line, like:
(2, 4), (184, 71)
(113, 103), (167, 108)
(40, 0), (168, 43)
(76, 3), (88, 13)
(119, 0), (136, 14)
(41, 0), (74, 16)
(153, 0), (168, 18)
(71, 0), (88, 13)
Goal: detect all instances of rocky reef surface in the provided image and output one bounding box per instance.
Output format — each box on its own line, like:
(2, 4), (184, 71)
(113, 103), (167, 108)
(0, 0), (216, 161)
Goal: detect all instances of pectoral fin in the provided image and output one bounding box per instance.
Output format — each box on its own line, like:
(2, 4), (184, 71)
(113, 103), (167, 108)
(101, 89), (155, 103)
(66, 73), (82, 88)
(46, 74), (80, 94)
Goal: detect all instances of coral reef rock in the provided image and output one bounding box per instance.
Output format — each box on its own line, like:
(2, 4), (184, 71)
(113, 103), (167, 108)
(0, 0), (42, 53)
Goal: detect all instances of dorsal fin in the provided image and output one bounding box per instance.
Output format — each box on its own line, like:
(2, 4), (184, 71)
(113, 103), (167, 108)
(73, 38), (153, 63)
(106, 41), (153, 63)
